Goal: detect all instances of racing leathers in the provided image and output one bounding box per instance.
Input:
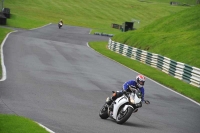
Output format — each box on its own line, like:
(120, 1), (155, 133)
(106, 80), (145, 111)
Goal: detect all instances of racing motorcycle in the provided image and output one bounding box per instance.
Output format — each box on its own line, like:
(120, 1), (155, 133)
(99, 88), (150, 124)
(58, 22), (63, 29)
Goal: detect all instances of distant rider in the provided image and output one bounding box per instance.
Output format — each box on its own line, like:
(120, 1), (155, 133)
(59, 19), (63, 25)
(106, 74), (146, 113)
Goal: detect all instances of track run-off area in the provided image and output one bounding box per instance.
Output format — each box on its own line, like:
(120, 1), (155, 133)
(0, 24), (200, 133)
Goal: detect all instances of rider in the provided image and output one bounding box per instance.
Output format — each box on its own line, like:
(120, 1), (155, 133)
(106, 74), (146, 113)
(59, 19), (63, 25)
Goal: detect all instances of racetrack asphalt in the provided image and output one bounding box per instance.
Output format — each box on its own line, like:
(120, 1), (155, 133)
(0, 24), (200, 133)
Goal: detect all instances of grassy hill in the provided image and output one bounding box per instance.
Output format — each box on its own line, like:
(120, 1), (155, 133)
(4, 0), (191, 32)
(112, 5), (200, 68)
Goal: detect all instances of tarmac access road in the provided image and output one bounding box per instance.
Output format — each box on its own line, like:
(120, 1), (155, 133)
(0, 24), (200, 133)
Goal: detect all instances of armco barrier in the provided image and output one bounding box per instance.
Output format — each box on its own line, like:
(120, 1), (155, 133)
(2, 8), (10, 18)
(108, 39), (200, 88)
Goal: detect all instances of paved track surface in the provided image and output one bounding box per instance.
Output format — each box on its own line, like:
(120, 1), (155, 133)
(0, 24), (200, 133)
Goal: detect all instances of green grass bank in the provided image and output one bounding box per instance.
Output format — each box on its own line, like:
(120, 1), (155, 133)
(4, 0), (191, 32)
(0, 114), (49, 133)
(112, 5), (200, 68)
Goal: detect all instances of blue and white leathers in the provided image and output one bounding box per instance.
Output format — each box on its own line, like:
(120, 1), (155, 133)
(122, 80), (145, 101)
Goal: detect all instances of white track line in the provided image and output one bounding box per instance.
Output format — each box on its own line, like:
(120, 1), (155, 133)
(87, 42), (200, 106)
(30, 23), (52, 30)
(0, 24), (56, 133)
(37, 123), (55, 133)
(0, 23), (52, 81)
(0, 31), (17, 81)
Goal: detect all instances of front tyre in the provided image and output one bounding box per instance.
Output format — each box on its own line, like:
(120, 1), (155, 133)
(99, 104), (109, 119)
(116, 107), (133, 124)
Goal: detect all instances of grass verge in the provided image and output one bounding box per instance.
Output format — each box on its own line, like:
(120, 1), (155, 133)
(5, 0), (188, 30)
(0, 114), (49, 133)
(89, 41), (200, 103)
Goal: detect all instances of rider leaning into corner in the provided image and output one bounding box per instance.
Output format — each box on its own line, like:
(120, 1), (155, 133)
(59, 19), (63, 24)
(106, 74), (148, 113)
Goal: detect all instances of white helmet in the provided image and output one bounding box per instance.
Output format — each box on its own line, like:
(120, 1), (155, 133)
(136, 74), (145, 88)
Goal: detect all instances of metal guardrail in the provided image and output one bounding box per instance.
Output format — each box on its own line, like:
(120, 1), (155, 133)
(94, 32), (114, 37)
(0, 0), (4, 12)
(108, 39), (200, 88)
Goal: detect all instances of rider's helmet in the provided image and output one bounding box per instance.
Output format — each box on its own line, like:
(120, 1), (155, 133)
(136, 74), (145, 88)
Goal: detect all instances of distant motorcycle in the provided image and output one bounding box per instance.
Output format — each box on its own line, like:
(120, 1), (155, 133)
(58, 22), (63, 29)
(99, 88), (150, 124)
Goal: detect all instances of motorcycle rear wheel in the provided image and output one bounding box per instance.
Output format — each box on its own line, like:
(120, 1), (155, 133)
(99, 104), (109, 119)
(116, 107), (133, 124)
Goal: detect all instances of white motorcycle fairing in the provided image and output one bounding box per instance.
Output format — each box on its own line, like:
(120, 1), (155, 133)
(99, 89), (149, 124)
(112, 95), (134, 119)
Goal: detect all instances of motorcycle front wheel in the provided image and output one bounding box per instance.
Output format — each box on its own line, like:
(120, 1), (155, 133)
(116, 107), (133, 124)
(99, 104), (109, 119)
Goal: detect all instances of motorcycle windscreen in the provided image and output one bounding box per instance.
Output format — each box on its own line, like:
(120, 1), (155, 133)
(134, 94), (142, 103)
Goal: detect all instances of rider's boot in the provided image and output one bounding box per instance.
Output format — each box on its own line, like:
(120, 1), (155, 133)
(106, 97), (114, 113)
(133, 108), (138, 113)
(106, 92), (118, 113)
(109, 102), (114, 111)
(106, 97), (113, 106)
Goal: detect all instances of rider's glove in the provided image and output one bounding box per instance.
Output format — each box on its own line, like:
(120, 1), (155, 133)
(144, 100), (150, 104)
